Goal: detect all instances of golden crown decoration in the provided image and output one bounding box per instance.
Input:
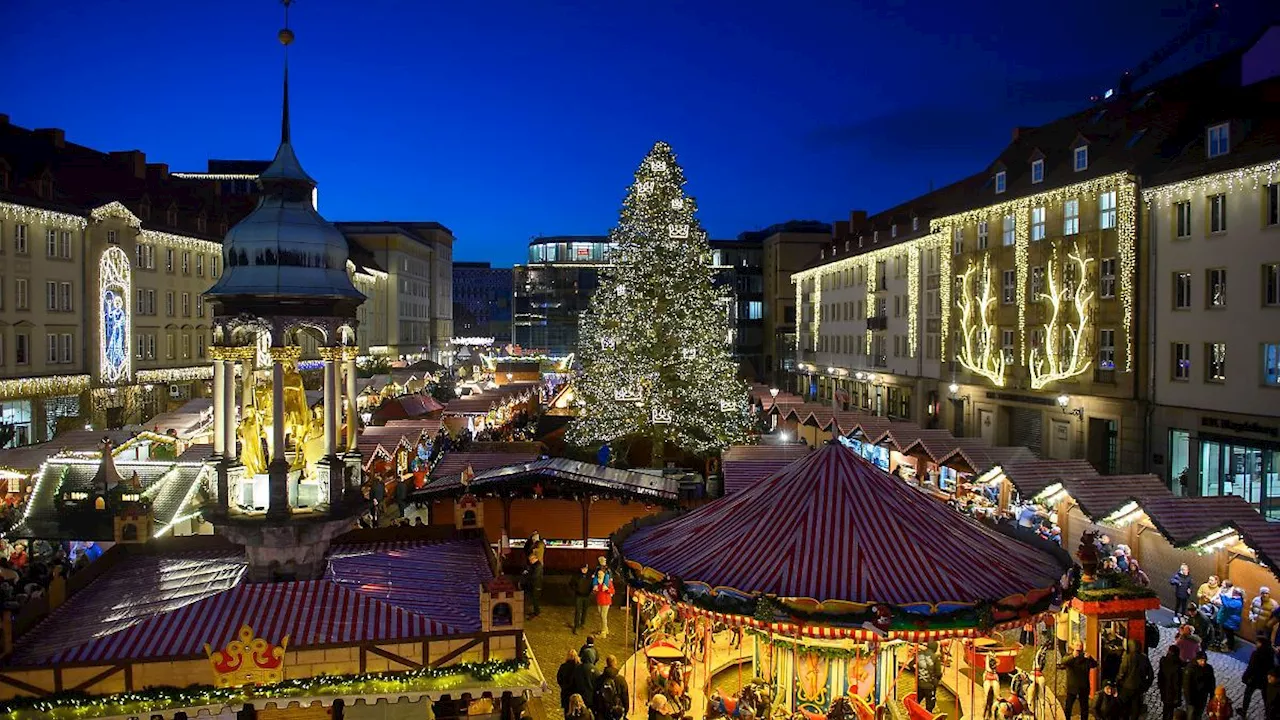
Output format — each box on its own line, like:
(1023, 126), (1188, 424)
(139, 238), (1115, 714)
(205, 624), (290, 688)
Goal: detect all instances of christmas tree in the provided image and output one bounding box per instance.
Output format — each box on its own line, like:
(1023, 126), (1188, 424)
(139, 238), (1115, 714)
(568, 141), (749, 464)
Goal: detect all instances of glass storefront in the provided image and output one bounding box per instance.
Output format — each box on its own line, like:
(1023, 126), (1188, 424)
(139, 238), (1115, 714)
(1173, 429), (1280, 519)
(838, 435), (889, 471)
(0, 400), (32, 448)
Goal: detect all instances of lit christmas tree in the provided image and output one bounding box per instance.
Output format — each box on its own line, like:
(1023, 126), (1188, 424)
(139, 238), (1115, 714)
(569, 141), (749, 464)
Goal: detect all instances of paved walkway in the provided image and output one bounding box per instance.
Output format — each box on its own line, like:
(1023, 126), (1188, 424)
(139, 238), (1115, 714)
(1142, 611), (1259, 720)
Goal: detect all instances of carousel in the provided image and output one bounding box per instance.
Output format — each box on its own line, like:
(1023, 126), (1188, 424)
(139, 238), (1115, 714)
(616, 441), (1072, 720)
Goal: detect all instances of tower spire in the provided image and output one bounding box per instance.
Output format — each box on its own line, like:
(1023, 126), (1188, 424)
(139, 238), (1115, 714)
(279, 0), (295, 145)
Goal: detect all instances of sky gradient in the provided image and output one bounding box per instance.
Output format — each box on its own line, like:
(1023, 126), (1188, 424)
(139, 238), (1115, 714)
(1, 0), (1275, 266)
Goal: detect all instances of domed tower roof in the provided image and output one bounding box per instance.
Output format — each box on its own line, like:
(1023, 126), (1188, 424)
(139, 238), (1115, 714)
(206, 49), (363, 313)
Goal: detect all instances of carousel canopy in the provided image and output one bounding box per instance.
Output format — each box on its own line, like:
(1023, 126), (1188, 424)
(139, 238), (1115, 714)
(622, 441), (1067, 607)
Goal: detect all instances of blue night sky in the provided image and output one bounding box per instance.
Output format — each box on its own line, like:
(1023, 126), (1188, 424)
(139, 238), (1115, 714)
(1, 0), (1274, 266)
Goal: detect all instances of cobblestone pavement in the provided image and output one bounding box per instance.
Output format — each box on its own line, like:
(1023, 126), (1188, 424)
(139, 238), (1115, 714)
(1142, 614), (1259, 720)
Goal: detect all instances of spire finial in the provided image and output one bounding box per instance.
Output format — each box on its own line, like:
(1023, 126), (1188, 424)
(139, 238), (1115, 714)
(278, 0), (295, 145)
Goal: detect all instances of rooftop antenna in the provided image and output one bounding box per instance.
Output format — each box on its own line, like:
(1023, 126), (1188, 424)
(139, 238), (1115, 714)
(279, 0), (294, 145)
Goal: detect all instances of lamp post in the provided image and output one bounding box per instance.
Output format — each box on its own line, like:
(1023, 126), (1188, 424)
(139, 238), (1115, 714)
(1057, 394), (1084, 418)
(768, 387), (779, 430)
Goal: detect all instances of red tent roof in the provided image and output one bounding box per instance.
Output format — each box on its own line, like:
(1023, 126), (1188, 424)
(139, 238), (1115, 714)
(623, 442), (1066, 607)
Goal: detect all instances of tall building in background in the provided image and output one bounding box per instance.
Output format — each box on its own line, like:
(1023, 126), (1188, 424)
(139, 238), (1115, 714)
(708, 238), (763, 377)
(513, 236), (609, 355)
(453, 261), (513, 345)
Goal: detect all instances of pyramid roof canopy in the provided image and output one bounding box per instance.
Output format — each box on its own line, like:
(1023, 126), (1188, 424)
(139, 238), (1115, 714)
(622, 442), (1067, 608)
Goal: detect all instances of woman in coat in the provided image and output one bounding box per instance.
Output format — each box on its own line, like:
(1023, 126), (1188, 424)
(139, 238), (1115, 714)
(593, 566), (615, 638)
(1217, 588), (1244, 651)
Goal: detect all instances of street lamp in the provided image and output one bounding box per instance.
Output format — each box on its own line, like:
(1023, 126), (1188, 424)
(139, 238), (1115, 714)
(1057, 394), (1084, 418)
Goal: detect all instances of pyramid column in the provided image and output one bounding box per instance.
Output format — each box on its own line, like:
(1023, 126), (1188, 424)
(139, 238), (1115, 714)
(267, 346), (293, 519)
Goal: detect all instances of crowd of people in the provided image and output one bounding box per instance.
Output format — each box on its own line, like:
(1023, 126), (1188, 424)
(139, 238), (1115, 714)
(556, 644), (633, 720)
(0, 539), (101, 615)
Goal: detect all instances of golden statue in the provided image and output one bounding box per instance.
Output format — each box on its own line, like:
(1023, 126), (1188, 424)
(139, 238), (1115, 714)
(239, 405), (267, 477)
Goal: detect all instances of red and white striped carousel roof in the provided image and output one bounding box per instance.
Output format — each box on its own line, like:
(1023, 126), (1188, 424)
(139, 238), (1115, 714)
(623, 441), (1066, 607)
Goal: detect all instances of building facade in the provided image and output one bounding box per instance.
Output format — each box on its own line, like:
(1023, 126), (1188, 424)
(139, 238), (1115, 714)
(512, 236), (610, 356)
(453, 261), (513, 345)
(750, 222), (831, 386)
(1144, 44), (1280, 515)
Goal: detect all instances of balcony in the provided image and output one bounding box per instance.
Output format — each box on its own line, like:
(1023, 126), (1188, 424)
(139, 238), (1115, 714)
(866, 315), (888, 331)
(1093, 367), (1116, 384)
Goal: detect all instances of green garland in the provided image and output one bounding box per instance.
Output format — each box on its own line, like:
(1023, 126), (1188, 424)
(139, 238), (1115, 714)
(0, 659), (530, 720)
(746, 630), (872, 660)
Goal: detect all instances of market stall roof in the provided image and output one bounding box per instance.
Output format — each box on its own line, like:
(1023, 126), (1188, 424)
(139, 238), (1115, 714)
(144, 398), (213, 439)
(1050, 474), (1170, 518)
(417, 457), (678, 502)
(986, 459), (1101, 498)
(430, 448), (544, 479)
(0, 429), (136, 474)
(721, 444), (813, 495)
(443, 382), (539, 416)
(372, 394), (445, 423)
(5, 538), (493, 667)
(623, 441), (1067, 606)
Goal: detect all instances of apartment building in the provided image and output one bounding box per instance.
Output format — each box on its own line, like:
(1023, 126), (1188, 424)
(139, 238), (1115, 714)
(738, 221), (829, 386)
(1144, 51), (1280, 515)
(0, 117), (254, 438)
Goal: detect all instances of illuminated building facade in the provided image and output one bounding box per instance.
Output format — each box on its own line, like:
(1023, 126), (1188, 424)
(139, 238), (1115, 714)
(453, 261), (513, 345)
(1143, 41), (1280, 513)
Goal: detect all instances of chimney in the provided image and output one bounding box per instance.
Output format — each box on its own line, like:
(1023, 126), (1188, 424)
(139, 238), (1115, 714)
(33, 128), (66, 148)
(833, 220), (850, 239)
(146, 163), (170, 179)
(109, 150), (147, 180)
(849, 210), (868, 225)
(1011, 126), (1035, 142)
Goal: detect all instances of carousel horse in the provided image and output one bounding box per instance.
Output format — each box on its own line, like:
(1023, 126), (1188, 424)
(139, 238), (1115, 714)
(707, 680), (772, 720)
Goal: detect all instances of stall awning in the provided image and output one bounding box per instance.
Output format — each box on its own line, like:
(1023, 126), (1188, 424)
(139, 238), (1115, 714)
(721, 444), (813, 495)
(417, 457), (679, 503)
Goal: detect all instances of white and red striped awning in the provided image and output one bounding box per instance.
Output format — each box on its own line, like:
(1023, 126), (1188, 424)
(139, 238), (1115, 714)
(623, 442), (1066, 608)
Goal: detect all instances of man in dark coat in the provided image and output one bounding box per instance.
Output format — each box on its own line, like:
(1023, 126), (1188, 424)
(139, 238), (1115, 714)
(557, 652), (582, 713)
(1264, 668), (1280, 720)
(1158, 645), (1185, 720)
(915, 641), (940, 711)
(1183, 651), (1216, 720)
(1058, 644), (1099, 720)
(571, 565), (593, 634)
(1244, 636), (1275, 717)
(580, 636), (600, 670)
(592, 655), (631, 720)
(1090, 682), (1121, 720)
(1116, 638), (1153, 718)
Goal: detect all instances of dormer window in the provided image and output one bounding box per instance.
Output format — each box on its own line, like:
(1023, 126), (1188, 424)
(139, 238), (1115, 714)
(844, 240), (850, 251)
(1074, 146), (1088, 172)
(166, 204), (178, 226)
(38, 171), (53, 200)
(1207, 123), (1230, 158)
(911, 216), (919, 231)
(219, 217), (229, 235)
(994, 171), (1007, 194)
(139, 197), (151, 220)
(891, 225), (898, 239)
(196, 214), (207, 233)
(873, 230), (879, 242)
(1031, 159), (1044, 184)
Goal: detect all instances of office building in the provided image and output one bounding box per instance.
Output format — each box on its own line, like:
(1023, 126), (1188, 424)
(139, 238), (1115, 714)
(453, 261), (513, 345)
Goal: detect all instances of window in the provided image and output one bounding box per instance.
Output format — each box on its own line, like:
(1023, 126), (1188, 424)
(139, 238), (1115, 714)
(1099, 258), (1116, 299)
(1206, 342), (1226, 381)
(107, 230), (118, 245)
(60, 334), (72, 364)
(165, 249), (174, 273)
(46, 229), (57, 257)
(182, 333), (191, 359)
(46, 334), (58, 364)
(1001, 328), (1015, 364)
(1267, 184), (1279, 227)
(891, 225), (898, 239)
(196, 254), (204, 277)
(1099, 191), (1117, 230)
(912, 216), (919, 231)
(181, 292), (191, 317)
(1262, 343), (1280, 387)
(1209, 193), (1227, 233)
(59, 282), (71, 311)
(166, 333), (175, 360)
(196, 294), (204, 317)
(197, 334), (207, 359)
(1031, 207), (1046, 241)
(1175, 201), (1192, 238)
(15, 333), (28, 365)
(1002, 215), (1015, 246)
(953, 227), (963, 255)
(1265, 264), (1280, 307)
(1207, 123), (1230, 158)
(135, 244), (154, 269)
(1002, 270), (1015, 304)
(13, 224), (26, 254)
(1174, 272), (1192, 309)
(1172, 342), (1191, 381)
(1207, 268), (1227, 308)
(45, 281), (57, 311)
(1063, 199), (1080, 235)
(977, 221), (989, 249)
(181, 251), (190, 275)
(994, 171), (1006, 194)
(1030, 266), (1045, 299)
(1074, 146), (1088, 172)
(1031, 159), (1044, 184)
(15, 278), (27, 310)
(1098, 329), (1115, 370)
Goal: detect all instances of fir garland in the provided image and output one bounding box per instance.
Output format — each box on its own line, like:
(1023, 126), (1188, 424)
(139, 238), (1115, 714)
(0, 659), (530, 720)
(746, 630), (872, 660)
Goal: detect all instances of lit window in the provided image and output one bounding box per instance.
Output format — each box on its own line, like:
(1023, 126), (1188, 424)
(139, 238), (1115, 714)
(1207, 123), (1230, 158)
(1098, 328), (1115, 370)
(1099, 258), (1115, 299)
(1209, 194), (1227, 233)
(1074, 146), (1088, 172)
(1063, 199), (1080, 236)
(1002, 215), (1015, 246)
(1264, 344), (1280, 387)
(953, 227), (963, 255)
(1031, 159), (1044, 184)
(1030, 266), (1045, 299)
(1174, 272), (1192, 309)
(1206, 342), (1226, 382)
(1002, 270), (1015, 304)
(912, 217), (919, 231)
(1175, 201), (1191, 238)
(1099, 191), (1116, 230)
(977, 221), (989, 249)
(1172, 342), (1191, 381)
(994, 171), (1006, 194)
(1001, 328), (1015, 364)
(1031, 207), (1046, 241)
(1207, 268), (1227, 308)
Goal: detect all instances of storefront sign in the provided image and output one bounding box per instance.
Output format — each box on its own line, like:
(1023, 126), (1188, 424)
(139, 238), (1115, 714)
(1200, 417), (1279, 439)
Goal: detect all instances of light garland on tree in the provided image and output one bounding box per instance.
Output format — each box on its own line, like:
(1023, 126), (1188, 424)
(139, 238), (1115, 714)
(568, 141), (749, 456)
(955, 255), (1006, 386)
(1029, 244), (1094, 389)
(0, 201), (87, 232)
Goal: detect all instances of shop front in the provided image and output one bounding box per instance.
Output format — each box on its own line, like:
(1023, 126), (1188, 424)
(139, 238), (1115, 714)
(1159, 407), (1280, 519)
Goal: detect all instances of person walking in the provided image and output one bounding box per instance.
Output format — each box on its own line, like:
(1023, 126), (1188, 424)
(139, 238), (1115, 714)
(524, 531), (545, 619)
(1184, 651), (1216, 720)
(1176, 624), (1203, 663)
(566, 694), (595, 720)
(1058, 644), (1098, 720)
(572, 565), (593, 634)
(915, 641), (940, 712)
(592, 655), (630, 720)
(1116, 638), (1153, 718)
(558, 651), (581, 713)
(593, 565), (615, 639)
(1171, 564), (1195, 621)
(1243, 636), (1274, 718)
(1158, 645), (1185, 720)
